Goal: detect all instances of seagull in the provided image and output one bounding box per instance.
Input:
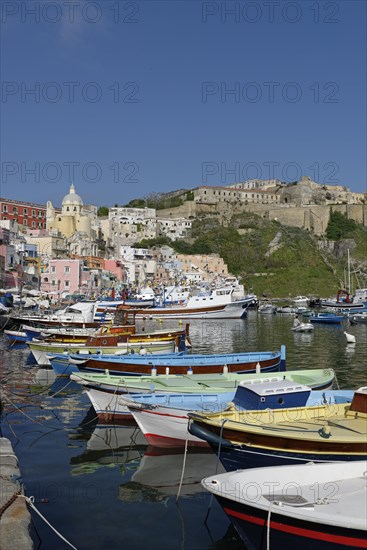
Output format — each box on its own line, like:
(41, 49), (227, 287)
(344, 331), (356, 344)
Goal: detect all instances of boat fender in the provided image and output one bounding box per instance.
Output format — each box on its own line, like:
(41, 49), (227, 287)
(318, 425), (332, 438)
(187, 367), (193, 375)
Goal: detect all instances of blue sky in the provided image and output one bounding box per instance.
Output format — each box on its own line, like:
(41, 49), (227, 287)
(1, 0), (366, 206)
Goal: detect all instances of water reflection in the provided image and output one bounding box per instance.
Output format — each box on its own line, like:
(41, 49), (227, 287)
(120, 445), (224, 501)
(0, 314), (366, 549)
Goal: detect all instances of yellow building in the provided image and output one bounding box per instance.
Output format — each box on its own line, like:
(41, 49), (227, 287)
(46, 184), (94, 239)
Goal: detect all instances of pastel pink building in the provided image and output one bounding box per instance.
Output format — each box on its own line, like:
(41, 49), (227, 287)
(104, 259), (125, 281)
(41, 259), (85, 296)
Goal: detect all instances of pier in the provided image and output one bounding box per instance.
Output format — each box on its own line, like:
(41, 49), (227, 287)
(0, 437), (33, 549)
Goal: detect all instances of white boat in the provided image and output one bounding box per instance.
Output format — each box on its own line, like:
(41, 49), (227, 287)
(202, 460), (367, 550)
(291, 318), (314, 332)
(109, 385), (351, 448)
(293, 295), (310, 306)
(132, 288), (252, 319)
(258, 303), (276, 314)
(9, 302), (98, 327)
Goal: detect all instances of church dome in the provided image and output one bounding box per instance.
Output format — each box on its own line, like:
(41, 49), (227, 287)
(62, 184), (83, 206)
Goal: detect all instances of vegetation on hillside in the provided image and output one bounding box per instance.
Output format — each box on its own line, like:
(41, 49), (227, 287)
(326, 211), (359, 240)
(124, 193), (184, 210)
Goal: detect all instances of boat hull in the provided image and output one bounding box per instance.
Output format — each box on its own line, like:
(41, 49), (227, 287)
(188, 421), (366, 471)
(214, 495), (367, 550)
(29, 339), (177, 366)
(126, 302), (248, 319)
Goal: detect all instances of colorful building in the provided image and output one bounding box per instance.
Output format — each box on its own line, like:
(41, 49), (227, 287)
(0, 198), (47, 229)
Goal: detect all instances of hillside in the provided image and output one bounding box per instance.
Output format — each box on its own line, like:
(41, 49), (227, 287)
(135, 211), (367, 298)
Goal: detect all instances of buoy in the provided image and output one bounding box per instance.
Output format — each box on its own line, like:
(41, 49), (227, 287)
(344, 331), (356, 344)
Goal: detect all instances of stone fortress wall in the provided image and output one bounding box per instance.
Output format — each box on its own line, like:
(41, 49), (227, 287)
(158, 177), (366, 236)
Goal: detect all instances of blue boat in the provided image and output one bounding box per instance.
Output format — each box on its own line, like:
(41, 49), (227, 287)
(49, 346), (286, 377)
(310, 312), (344, 324)
(4, 329), (30, 343)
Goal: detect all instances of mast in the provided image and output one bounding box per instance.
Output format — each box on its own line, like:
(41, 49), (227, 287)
(347, 249), (351, 294)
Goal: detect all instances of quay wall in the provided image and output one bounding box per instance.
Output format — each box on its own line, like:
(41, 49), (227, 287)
(0, 437), (33, 549)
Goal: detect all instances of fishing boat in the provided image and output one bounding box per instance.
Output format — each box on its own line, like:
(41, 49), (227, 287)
(28, 335), (181, 366)
(59, 346), (287, 376)
(70, 367), (335, 396)
(79, 378), (347, 445)
(202, 460), (367, 550)
(292, 296), (310, 306)
(117, 384), (353, 448)
(188, 387), (367, 470)
(310, 312), (344, 324)
(8, 301), (100, 328)
(119, 288), (253, 320)
(258, 303), (277, 314)
(321, 287), (367, 310)
(291, 318), (314, 333)
(349, 312), (367, 324)
(276, 306), (298, 314)
(3, 329), (29, 343)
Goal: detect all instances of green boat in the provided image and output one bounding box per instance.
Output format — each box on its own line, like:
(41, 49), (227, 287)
(70, 368), (335, 395)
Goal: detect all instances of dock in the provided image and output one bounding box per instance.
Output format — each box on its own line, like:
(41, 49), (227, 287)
(0, 437), (33, 549)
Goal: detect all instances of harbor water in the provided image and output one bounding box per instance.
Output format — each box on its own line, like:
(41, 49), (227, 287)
(0, 310), (366, 549)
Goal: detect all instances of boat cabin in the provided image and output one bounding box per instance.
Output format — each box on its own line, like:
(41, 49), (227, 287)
(349, 387), (367, 415)
(233, 379), (311, 410)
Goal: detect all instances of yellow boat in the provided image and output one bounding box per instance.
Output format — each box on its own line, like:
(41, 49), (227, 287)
(188, 387), (367, 470)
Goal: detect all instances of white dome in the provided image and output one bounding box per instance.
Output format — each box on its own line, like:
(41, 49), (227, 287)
(62, 184), (83, 206)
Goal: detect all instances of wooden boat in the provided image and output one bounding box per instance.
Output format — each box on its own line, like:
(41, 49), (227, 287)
(188, 387), (367, 470)
(70, 367), (335, 396)
(28, 336), (181, 366)
(3, 329), (29, 343)
(62, 346), (287, 376)
(310, 312), (344, 324)
(71, 376), (338, 436)
(202, 460), (367, 550)
(114, 385), (353, 448)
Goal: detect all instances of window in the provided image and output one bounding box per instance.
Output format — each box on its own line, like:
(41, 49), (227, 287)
(24, 208), (27, 215)
(38, 222), (42, 228)
(51, 280), (56, 286)
(13, 207), (18, 214)
(65, 266), (70, 273)
(2, 205), (7, 212)
(32, 210), (36, 216)
(64, 281), (70, 288)
(23, 219), (28, 226)
(38, 211), (43, 218)
(51, 266), (56, 273)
